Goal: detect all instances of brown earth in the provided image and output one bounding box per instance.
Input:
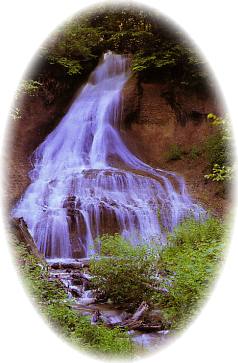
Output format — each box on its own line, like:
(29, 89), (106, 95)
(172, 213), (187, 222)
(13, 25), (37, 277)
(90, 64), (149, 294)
(5, 72), (81, 210)
(6, 70), (229, 217)
(121, 75), (229, 216)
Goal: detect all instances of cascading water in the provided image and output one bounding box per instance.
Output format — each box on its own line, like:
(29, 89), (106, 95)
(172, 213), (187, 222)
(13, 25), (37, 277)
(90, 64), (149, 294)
(12, 52), (205, 259)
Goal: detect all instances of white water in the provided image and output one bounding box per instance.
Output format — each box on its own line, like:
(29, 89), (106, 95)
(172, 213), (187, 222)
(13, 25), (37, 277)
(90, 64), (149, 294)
(12, 52), (205, 258)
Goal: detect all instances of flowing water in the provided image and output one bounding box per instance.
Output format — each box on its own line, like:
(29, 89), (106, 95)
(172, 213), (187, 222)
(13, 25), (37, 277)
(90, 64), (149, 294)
(12, 52), (204, 258)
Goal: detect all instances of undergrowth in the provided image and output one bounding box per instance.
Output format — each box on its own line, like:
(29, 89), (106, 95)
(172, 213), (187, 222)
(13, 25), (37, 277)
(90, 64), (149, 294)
(91, 217), (227, 331)
(11, 214), (227, 354)
(155, 217), (227, 330)
(90, 234), (160, 309)
(11, 234), (134, 358)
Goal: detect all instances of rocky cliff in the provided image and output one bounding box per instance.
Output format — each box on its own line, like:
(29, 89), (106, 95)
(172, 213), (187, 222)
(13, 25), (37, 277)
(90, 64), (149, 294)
(121, 75), (222, 164)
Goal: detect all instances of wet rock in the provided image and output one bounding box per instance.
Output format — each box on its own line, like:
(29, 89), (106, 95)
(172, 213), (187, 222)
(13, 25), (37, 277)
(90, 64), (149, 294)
(69, 286), (83, 297)
(76, 199), (81, 209)
(67, 210), (87, 258)
(91, 310), (102, 324)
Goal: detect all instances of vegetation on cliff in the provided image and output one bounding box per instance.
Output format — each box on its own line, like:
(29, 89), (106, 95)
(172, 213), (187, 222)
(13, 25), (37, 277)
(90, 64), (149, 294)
(204, 114), (233, 182)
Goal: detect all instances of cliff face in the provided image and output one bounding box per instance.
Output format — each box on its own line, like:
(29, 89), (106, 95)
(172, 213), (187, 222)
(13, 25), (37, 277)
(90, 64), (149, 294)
(7, 71), (81, 209)
(121, 76), (228, 215)
(121, 75), (222, 165)
(7, 70), (227, 215)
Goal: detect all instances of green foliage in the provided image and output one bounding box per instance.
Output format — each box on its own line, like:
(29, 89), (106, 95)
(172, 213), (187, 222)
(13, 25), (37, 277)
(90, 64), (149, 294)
(131, 44), (204, 85)
(205, 132), (228, 167)
(131, 53), (166, 72)
(156, 217), (226, 330)
(47, 55), (82, 75)
(166, 144), (183, 161)
(205, 114), (233, 182)
(207, 113), (231, 139)
(11, 80), (41, 120)
(10, 107), (21, 120)
(43, 23), (101, 75)
(70, 319), (133, 355)
(89, 218), (226, 332)
(19, 80), (42, 96)
(12, 236), (133, 357)
(204, 164), (233, 182)
(90, 234), (160, 308)
(40, 5), (207, 88)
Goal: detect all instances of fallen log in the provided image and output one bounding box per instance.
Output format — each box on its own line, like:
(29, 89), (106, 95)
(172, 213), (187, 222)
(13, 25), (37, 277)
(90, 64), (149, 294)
(47, 258), (91, 270)
(11, 217), (44, 261)
(131, 301), (149, 320)
(107, 301), (149, 330)
(104, 301), (164, 332)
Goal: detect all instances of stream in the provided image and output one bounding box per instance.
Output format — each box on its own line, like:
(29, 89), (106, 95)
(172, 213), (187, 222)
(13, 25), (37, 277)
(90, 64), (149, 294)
(47, 258), (170, 351)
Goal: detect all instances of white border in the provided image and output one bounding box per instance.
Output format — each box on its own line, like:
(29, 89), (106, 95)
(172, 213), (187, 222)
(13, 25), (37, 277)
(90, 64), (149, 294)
(0, 1), (238, 362)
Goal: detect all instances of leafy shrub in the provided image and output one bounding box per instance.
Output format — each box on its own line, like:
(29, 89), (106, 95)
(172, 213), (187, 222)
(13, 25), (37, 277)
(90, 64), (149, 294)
(19, 80), (42, 96)
(204, 114), (233, 182)
(90, 218), (226, 332)
(156, 217), (226, 330)
(204, 164), (233, 182)
(166, 144), (183, 161)
(90, 234), (160, 309)
(205, 132), (228, 167)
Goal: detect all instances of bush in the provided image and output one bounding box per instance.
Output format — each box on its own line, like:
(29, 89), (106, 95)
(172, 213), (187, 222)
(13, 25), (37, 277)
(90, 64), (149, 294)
(155, 217), (226, 330)
(204, 164), (233, 182)
(205, 132), (228, 167)
(90, 218), (226, 331)
(204, 114), (233, 182)
(166, 144), (183, 161)
(90, 234), (160, 309)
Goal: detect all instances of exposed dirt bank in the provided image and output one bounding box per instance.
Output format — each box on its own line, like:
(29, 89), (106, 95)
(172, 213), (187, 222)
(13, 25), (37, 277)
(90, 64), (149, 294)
(6, 68), (228, 217)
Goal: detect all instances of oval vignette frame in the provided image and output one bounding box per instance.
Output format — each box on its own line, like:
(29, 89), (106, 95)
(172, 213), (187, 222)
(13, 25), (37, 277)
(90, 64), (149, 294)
(0, 0), (237, 363)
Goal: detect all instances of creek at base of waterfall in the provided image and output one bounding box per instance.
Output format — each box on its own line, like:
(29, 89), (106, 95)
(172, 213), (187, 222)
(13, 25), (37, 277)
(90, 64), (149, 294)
(12, 52), (205, 259)
(47, 258), (171, 352)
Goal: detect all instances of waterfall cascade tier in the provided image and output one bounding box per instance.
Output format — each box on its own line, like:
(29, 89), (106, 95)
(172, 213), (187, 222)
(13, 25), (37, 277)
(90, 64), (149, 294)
(12, 52), (205, 258)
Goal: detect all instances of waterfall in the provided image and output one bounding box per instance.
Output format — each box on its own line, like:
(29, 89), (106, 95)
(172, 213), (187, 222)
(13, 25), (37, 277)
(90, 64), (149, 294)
(12, 52), (205, 259)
